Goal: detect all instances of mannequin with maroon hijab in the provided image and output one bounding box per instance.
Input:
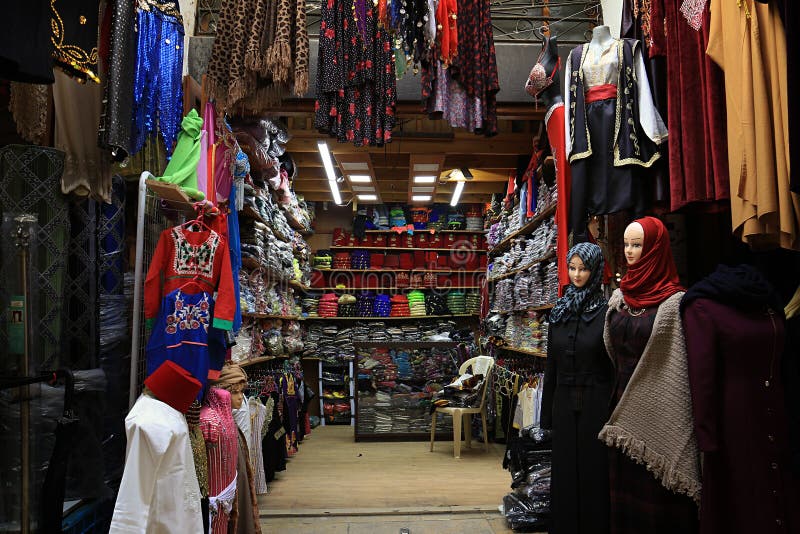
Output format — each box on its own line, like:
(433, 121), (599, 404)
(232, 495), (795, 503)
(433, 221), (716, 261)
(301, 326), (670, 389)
(603, 216), (697, 534)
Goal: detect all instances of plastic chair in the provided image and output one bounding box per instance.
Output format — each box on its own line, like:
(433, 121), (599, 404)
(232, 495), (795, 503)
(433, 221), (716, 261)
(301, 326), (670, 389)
(430, 356), (495, 458)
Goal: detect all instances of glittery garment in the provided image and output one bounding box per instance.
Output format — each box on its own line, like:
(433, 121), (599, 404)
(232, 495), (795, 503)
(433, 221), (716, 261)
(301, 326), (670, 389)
(49, 0), (101, 83)
(131, 3), (184, 155)
(200, 388), (238, 534)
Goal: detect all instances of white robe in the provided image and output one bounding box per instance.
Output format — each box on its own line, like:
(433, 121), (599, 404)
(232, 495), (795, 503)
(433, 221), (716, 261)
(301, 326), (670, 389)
(109, 394), (203, 533)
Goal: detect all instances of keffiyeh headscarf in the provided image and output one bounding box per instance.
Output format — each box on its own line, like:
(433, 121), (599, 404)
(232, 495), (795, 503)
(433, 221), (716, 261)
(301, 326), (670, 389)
(549, 242), (606, 324)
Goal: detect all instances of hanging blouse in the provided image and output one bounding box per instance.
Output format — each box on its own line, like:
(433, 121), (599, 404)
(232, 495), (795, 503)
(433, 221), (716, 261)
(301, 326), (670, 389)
(144, 226), (236, 331)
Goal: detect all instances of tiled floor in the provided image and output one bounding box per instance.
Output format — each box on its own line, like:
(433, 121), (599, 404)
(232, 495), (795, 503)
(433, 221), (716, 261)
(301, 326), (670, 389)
(260, 511), (516, 533)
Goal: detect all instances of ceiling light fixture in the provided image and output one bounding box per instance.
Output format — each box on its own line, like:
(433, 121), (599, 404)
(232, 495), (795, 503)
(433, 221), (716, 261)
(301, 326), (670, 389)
(317, 141), (342, 205)
(349, 175), (372, 183)
(411, 186), (434, 193)
(412, 195), (432, 202)
(357, 194), (378, 201)
(450, 180), (465, 207)
(351, 186), (375, 192)
(413, 175), (436, 184)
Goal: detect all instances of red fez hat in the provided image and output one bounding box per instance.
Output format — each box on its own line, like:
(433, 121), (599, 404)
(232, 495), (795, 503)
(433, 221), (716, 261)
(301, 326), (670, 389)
(144, 360), (202, 414)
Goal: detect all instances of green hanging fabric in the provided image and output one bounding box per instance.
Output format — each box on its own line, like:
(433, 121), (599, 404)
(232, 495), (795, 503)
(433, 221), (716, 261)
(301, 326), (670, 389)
(154, 109), (205, 200)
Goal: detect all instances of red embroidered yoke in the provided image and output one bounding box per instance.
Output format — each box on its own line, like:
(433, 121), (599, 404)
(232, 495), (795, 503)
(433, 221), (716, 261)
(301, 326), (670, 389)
(145, 226), (235, 330)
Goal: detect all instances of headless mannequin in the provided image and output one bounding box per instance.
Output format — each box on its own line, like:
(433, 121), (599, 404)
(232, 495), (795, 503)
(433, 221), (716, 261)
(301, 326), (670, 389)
(535, 35), (563, 110)
(589, 25), (616, 57)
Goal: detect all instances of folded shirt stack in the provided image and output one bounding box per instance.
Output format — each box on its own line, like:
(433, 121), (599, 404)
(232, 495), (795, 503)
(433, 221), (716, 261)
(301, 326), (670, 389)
(465, 292), (481, 315)
(318, 293), (339, 317)
(373, 294), (391, 317)
(314, 251), (332, 269)
(390, 294), (410, 317)
(407, 290), (427, 316)
(446, 292), (467, 315)
(425, 293), (450, 316)
(356, 292), (375, 317)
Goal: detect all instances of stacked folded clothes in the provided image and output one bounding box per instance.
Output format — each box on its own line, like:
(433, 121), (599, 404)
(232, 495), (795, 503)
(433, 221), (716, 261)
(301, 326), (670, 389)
(318, 293), (339, 317)
(389, 206), (406, 227)
(446, 292), (466, 315)
(466, 292), (481, 315)
(333, 252), (350, 269)
(356, 292), (375, 317)
(338, 293), (357, 317)
(425, 293), (450, 315)
(395, 272), (410, 288)
(373, 294), (391, 317)
(408, 290), (427, 316)
(302, 294), (320, 316)
(387, 325), (405, 341)
(314, 250), (332, 269)
(351, 249), (370, 269)
(389, 293), (411, 317)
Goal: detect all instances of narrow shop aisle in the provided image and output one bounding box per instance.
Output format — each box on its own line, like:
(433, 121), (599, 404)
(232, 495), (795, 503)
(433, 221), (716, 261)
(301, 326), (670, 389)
(259, 512), (516, 533)
(258, 425), (510, 512)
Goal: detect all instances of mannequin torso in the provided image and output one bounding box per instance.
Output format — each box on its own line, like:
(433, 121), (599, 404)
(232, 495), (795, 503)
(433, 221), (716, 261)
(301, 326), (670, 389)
(526, 35), (563, 109)
(589, 25), (616, 57)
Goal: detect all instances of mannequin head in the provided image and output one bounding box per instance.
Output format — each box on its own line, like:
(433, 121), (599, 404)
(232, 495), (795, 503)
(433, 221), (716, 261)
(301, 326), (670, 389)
(210, 362), (248, 410)
(568, 254), (591, 288)
(623, 222), (644, 265)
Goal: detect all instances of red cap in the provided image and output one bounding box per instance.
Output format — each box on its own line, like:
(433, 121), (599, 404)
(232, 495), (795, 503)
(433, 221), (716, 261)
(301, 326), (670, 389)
(144, 360), (202, 414)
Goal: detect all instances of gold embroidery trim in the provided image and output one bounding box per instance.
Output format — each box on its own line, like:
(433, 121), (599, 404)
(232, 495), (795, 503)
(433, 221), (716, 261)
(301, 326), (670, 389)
(569, 45), (594, 164)
(50, 0), (100, 84)
(137, 0), (184, 23)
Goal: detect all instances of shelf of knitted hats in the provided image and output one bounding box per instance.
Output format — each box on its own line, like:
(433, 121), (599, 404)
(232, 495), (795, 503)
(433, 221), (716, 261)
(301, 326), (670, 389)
(494, 344), (548, 358)
(487, 250), (557, 283)
(488, 204), (557, 257)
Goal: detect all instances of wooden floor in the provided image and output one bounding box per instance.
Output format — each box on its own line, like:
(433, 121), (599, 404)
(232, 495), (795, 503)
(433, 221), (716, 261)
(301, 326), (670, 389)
(258, 425), (511, 513)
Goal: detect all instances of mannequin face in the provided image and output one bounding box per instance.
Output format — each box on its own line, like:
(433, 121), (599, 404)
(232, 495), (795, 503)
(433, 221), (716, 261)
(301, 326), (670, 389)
(229, 383), (245, 409)
(623, 222), (645, 265)
(568, 255), (591, 288)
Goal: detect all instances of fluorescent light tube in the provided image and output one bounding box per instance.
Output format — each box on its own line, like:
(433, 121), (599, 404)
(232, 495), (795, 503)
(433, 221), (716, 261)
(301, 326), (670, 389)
(411, 186), (434, 193)
(413, 175), (436, 183)
(358, 194), (378, 201)
(349, 175), (372, 183)
(412, 195), (432, 202)
(317, 141), (342, 205)
(450, 180), (464, 206)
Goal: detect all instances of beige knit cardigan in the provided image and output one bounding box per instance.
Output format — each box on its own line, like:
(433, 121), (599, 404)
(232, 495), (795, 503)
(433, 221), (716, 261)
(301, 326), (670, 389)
(599, 289), (702, 504)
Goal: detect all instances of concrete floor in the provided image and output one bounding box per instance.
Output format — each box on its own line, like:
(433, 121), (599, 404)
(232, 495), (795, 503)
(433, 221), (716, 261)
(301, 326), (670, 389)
(259, 511), (517, 533)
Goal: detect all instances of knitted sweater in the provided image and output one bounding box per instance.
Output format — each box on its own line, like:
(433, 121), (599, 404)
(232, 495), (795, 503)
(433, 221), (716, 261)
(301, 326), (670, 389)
(600, 288), (702, 504)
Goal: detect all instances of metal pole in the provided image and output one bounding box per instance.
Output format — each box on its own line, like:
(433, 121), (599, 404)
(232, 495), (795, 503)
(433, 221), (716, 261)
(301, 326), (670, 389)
(14, 219), (32, 534)
(129, 173), (150, 408)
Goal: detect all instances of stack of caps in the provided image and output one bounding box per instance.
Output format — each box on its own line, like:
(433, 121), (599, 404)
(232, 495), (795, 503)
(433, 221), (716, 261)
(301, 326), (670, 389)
(318, 293), (339, 317)
(333, 253), (350, 269)
(390, 295), (410, 317)
(389, 207), (406, 227)
(423, 272), (437, 288)
(302, 294), (320, 316)
(356, 292), (375, 317)
(395, 272), (410, 288)
(446, 292), (467, 315)
(313, 251), (332, 269)
(408, 290), (427, 316)
(466, 292), (481, 315)
(425, 293), (449, 315)
(351, 250), (370, 269)
(338, 293), (357, 317)
(373, 294), (391, 317)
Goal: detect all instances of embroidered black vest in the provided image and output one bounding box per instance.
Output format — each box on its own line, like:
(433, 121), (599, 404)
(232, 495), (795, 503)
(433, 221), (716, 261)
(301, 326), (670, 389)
(568, 38), (660, 168)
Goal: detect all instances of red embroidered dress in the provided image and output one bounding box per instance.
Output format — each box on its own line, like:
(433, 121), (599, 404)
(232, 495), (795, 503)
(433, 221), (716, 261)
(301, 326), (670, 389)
(145, 226), (235, 330)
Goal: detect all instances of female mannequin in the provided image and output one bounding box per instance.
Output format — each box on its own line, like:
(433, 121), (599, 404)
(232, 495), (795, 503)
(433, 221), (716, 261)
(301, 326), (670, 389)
(600, 216), (699, 534)
(541, 242), (613, 534)
(564, 27), (667, 243)
(681, 265), (800, 533)
(525, 34), (570, 294)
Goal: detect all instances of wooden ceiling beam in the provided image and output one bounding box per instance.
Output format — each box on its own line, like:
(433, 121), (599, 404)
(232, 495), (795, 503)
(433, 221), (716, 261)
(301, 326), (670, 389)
(288, 135), (534, 155)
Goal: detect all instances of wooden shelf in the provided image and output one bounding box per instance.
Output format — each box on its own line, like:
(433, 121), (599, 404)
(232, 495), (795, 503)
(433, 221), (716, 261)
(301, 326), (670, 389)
(488, 204), (557, 256)
(329, 245), (487, 253)
(305, 314), (478, 321)
(242, 312), (303, 320)
(313, 268), (484, 274)
(364, 229), (486, 234)
(489, 303), (555, 315)
(487, 251), (557, 282)
(495, 345), (547, 358)
(311, 286), (480, 291)
(239, 355), (292, 367)
(352, 341), (459, 348)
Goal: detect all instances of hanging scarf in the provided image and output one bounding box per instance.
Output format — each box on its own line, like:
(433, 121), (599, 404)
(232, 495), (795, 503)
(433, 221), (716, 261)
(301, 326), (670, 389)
(680, 264), (785, 316)
(620, 216), (684, 309)
(549, 242), (606, 324)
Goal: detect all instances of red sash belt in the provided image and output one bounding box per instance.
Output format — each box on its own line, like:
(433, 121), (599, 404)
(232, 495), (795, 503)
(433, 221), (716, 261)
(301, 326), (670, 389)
(585, 83), (617, 104)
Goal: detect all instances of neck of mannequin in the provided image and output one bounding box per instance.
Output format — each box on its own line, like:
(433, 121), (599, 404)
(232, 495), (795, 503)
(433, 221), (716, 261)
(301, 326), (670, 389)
(590, 25), (614, 49)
